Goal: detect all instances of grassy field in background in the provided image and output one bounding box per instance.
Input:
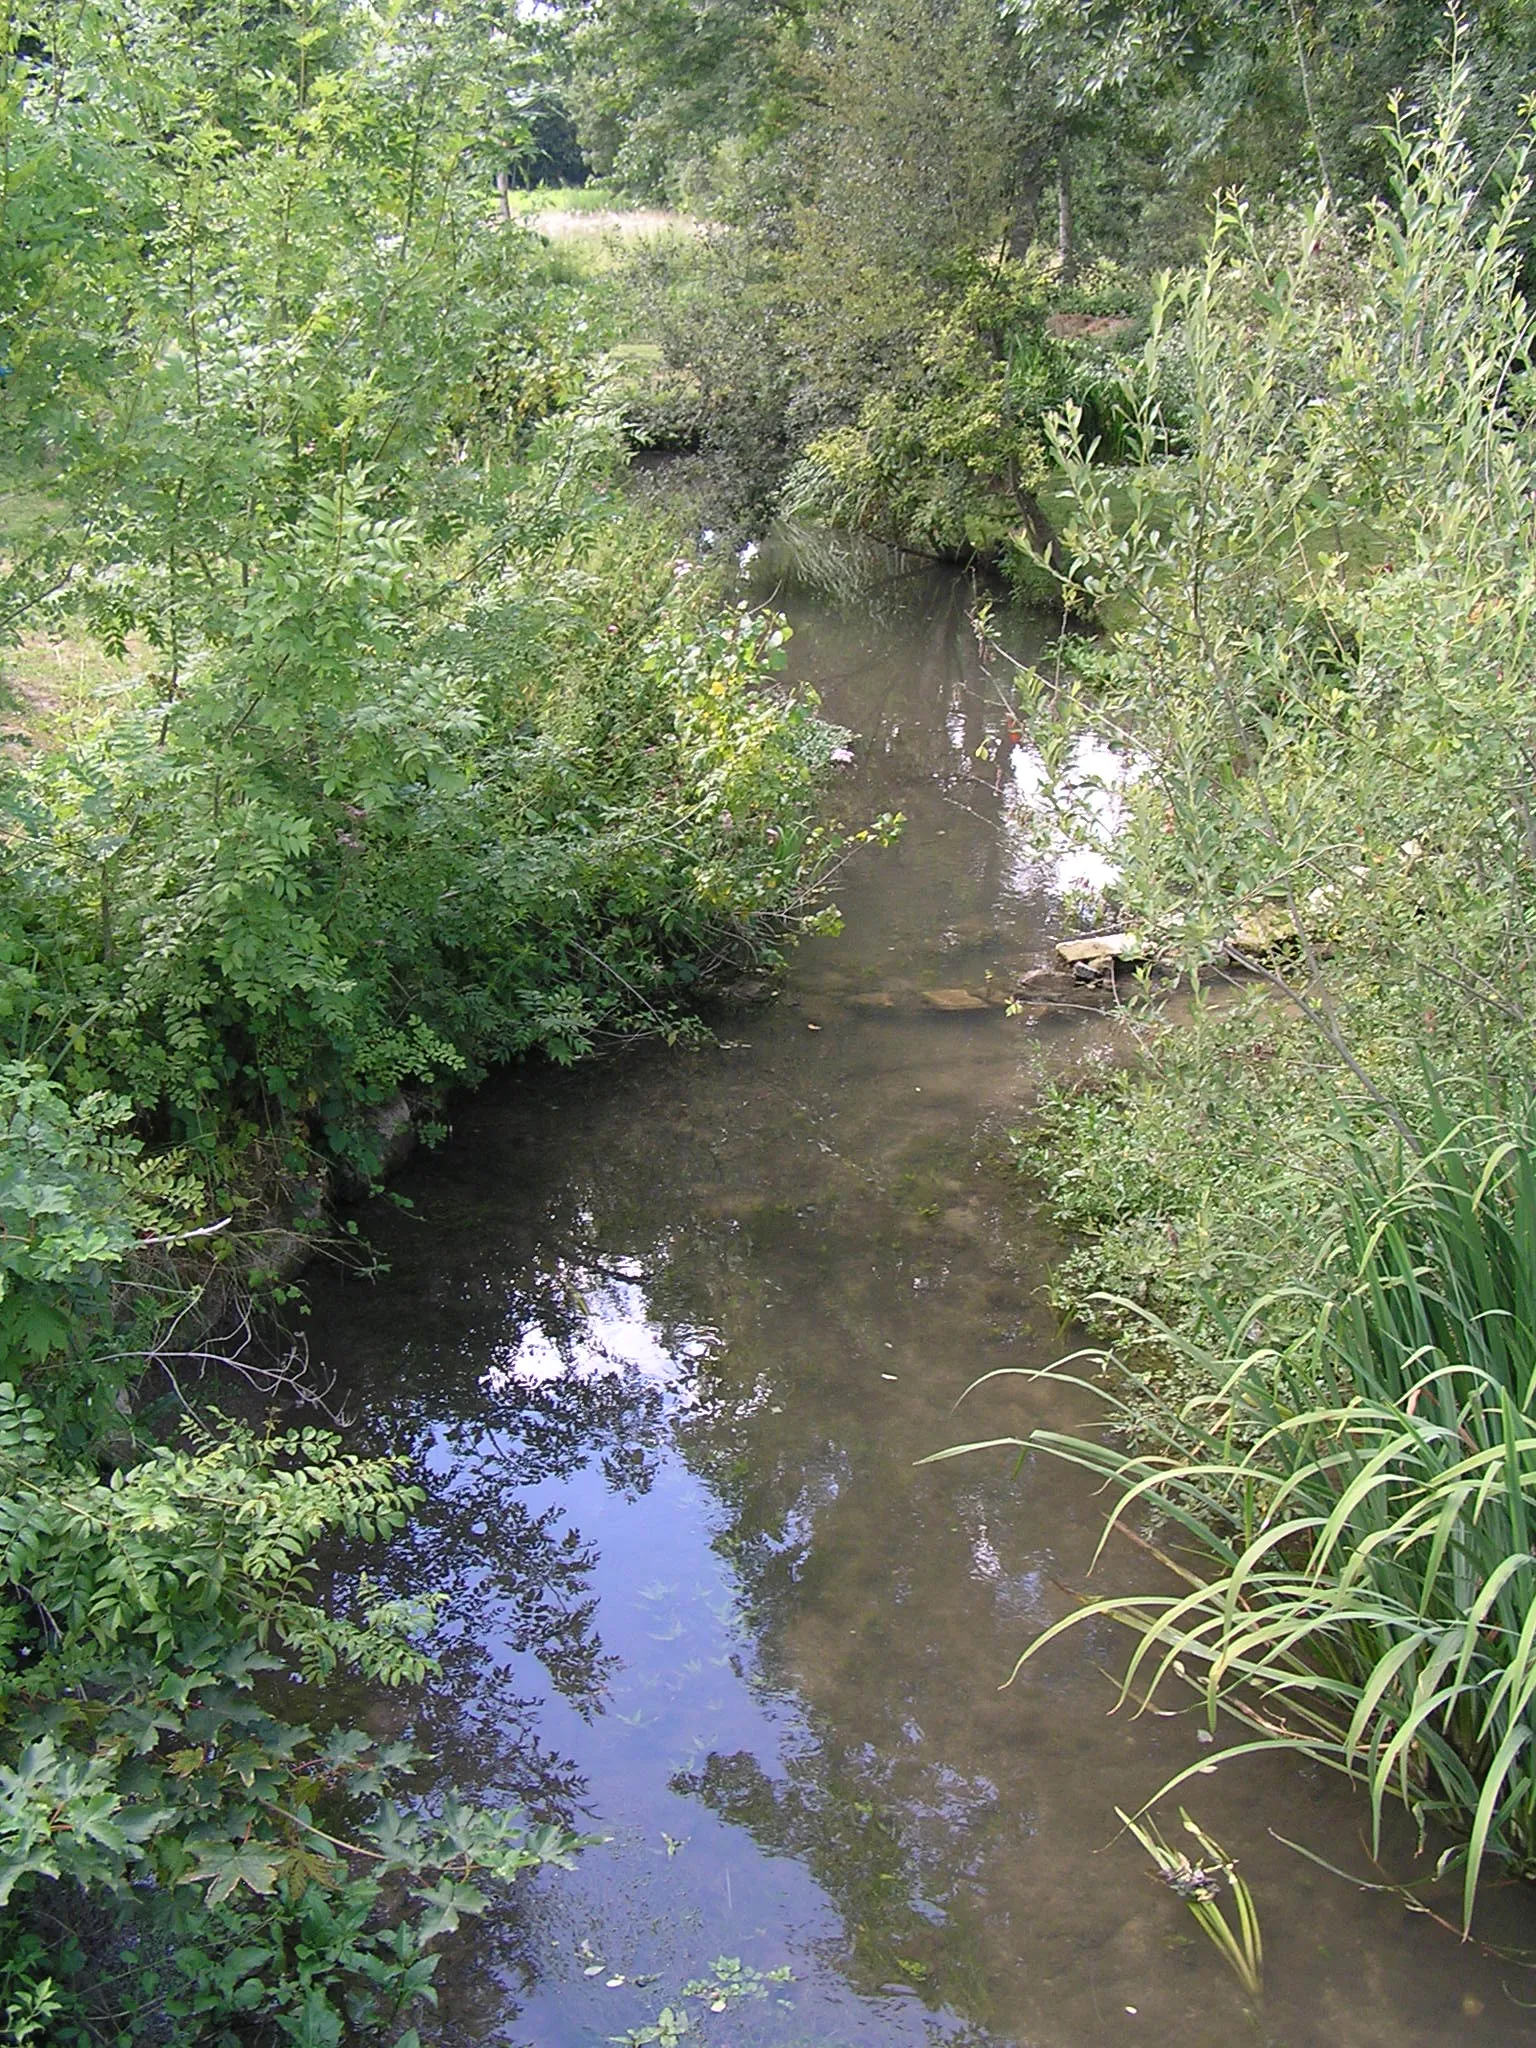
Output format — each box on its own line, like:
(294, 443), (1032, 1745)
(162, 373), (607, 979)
(501, 184), (701, 275)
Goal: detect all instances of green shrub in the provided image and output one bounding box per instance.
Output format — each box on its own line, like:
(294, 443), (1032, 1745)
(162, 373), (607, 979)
(784, 258), (1142, 575)
(0, 1386), (585, 2040)
(1011, 65), (1536, 1351)
(0, 0), (847, 1390)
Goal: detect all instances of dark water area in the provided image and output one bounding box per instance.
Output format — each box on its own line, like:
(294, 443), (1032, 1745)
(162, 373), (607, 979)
(303, 533), (1536, 2046)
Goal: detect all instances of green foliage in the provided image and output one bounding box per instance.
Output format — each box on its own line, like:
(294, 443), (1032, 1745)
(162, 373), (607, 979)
(566, 0), (1536, 558)
(617, 229), (805, 523)
(678, 1955), (793, 2008)
(1021, 997), (1351, 1354)
(0, 1066), (181, 1386)
(1020, 65), (1536, 1343)
(5, 478), (830, 1148)
(1117, 1809), (1262, 1996)
(596, 0), (1155, 549)
(778, 0), (1020, 384)
(951, 1100), (1536, 1926)
(614, 2010), (691, 2048)
(563, 0), (808, 207)
(0, 1386), (584, 2038)
(610, 1955), (794, 2043)
(785, 257), (1142, 566)
(588, 0), (1042, 532)
(0, 0), (841, 1388)
(786, 264), (1060, 556)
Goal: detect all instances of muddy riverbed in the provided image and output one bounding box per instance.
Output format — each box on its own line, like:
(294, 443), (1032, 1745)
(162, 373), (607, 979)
(303, 535), (1536, 2046)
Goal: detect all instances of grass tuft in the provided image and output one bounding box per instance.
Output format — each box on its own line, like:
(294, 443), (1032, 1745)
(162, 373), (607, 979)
(1119, 1807), (1263, 1996)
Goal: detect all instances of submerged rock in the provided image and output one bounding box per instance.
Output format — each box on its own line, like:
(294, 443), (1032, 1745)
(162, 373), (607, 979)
(922, 987), (991, 1012)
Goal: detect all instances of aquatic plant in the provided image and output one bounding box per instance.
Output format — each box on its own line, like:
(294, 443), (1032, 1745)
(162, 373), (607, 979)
(610, 1953), (795, 2041)
(936, 1096), (1536, 1929)
(1119, 1808), (1263, 1996)
(613, 2008), (692, 2046)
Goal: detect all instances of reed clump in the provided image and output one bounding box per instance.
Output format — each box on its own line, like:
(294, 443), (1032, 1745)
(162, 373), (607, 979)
(943, 1095), (1536, 1927)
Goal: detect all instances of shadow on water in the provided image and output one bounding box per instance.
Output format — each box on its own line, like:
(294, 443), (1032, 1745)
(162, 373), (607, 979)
(302, 528), (1536, 2047)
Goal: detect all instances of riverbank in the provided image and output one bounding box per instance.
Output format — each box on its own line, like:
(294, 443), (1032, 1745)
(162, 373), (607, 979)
(0, 455), (853, 2027)
(962, 82), (1536, 1938)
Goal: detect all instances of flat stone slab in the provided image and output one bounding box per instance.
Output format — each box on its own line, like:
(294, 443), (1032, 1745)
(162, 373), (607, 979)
(1054, 933), (1144, 968)
(845, 991), (897, 1009)
(922, 987), (991, 1012)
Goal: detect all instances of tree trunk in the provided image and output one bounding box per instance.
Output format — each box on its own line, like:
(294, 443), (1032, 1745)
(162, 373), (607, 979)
(1005, 176), (1040, 261)
(1056, 143), (1074, 280)
(1006, 456), (1064, 574)
(495, 169), (513, 223)
(1020, 489), (1063, 572)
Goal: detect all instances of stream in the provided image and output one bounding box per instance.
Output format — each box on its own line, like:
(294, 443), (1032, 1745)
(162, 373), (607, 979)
(303, 535), (1535, 2047)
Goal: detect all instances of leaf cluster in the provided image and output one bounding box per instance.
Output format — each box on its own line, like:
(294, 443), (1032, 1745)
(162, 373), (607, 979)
(0, 1382), (585, 2041)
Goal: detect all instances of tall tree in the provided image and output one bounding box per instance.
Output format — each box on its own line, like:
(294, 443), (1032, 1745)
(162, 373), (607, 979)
(562, 0), (809, 202)
(781, 0), (1025, 399)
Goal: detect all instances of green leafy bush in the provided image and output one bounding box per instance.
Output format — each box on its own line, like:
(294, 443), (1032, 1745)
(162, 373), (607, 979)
(1017, 66), (1536, 1348)
(784, 259), (1140, 578)
(0, 1385), (584, 2039)
(3, 474), (833, 1157)
(0, 0), (843, 1389)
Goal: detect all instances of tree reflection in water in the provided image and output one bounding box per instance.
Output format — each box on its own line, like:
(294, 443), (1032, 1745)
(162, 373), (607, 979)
(297, 551), (1120, 2046)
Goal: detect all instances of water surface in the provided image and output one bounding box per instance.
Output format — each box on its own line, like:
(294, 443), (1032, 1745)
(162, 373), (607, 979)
(305, 537), (1535, 2046)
